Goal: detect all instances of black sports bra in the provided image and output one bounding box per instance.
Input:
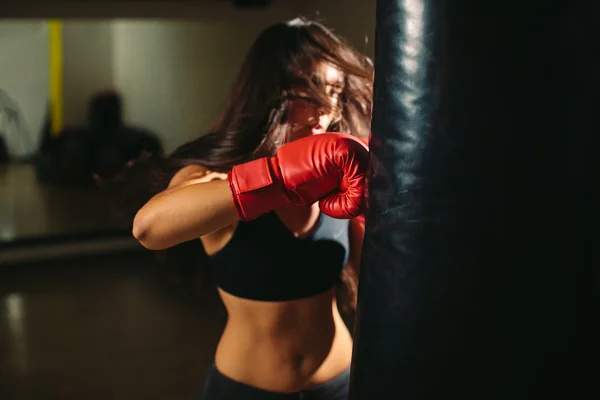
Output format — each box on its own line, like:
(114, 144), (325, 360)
(208, 211), (350, 301)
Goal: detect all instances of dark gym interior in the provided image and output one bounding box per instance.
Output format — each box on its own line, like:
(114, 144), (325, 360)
(2, 1), (599, 399)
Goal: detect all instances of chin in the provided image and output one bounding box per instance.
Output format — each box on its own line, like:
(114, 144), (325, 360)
(290, 129), (312, 140)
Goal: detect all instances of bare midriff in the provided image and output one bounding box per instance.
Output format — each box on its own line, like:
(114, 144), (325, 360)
(214, 287), (353, 393)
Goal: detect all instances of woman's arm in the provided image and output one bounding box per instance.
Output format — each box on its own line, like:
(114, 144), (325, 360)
(132, 165), (238, 250)
(347, 216), (365, 275)
(134, 133), (369, 251)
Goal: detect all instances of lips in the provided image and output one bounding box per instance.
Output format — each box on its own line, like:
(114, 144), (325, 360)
(312, 125), (324, 134)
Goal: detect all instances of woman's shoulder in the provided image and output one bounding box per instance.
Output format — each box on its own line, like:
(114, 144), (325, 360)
(168, 164), (228, 189)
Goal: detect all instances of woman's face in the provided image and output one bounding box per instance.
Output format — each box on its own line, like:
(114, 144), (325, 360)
(287, 62), (345, 141)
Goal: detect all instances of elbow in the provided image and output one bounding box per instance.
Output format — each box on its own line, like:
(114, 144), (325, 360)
(132, 210), (166, 251)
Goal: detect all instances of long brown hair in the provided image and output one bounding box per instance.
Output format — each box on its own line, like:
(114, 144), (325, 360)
(107, 17), (373, 312)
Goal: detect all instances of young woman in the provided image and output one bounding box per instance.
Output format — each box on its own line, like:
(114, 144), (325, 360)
(125, 17), (373, 399)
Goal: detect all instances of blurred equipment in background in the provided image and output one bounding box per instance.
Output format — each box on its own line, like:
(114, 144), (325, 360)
(34, 90), (164, 185)
(0, 136), (8, 164)
(88, 91), (163, 180)
(0, 88), (35, 162)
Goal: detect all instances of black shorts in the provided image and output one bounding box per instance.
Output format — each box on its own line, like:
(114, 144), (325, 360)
(199, 364), (350, 400)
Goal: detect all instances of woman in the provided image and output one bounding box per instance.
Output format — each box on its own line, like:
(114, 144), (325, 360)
(128, 17), (373, 399)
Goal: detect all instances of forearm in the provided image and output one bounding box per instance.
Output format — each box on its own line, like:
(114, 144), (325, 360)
(133, 179), (238, 250)
(133, 133), (369, 250)
(347, 216), (365, 274)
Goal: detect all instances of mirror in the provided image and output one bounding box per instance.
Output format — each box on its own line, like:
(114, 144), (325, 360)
(1, 15), (374, 249)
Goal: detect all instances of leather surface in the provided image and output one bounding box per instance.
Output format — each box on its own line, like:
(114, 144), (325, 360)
(230, 133), (369, 220)
(350, 0), (600, 398)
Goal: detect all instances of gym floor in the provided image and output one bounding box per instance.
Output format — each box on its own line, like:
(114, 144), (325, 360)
(0, 163), (227, 399)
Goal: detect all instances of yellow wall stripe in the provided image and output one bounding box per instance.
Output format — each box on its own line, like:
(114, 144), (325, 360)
(48, 20), (63, 136)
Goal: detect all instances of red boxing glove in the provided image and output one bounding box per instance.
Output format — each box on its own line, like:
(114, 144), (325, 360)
(228, 132), (368, 221)
(358, 136), (370, 148)
(355, 134), (370, 224)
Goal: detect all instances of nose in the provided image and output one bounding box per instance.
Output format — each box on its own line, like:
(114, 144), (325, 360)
(317, 105), (331, 117)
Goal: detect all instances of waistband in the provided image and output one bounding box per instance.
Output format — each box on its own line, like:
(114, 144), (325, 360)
(200, 364), (350, 400)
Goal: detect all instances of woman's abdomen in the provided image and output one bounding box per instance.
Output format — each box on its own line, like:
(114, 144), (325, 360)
(214, 288), (353, 393)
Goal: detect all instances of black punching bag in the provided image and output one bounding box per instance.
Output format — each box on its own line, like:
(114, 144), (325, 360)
(350, 0), (599, 398)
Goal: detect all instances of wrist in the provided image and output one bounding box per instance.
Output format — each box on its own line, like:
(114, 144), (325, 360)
(228, 157), (292, 221)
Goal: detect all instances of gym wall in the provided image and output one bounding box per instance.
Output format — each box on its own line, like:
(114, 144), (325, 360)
(0, 0), (375, 154)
